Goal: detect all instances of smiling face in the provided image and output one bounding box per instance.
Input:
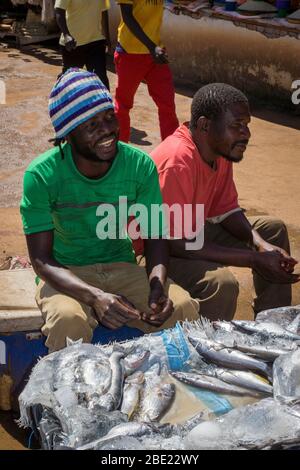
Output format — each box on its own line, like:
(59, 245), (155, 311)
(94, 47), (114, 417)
(207, 102), (251, 163)
(67, 108), (120, 163)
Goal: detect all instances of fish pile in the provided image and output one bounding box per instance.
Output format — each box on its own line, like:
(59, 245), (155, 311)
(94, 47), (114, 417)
(176, 310), (300, 399)
(18, 304), (300, 450)
(18, 340), (177, 449)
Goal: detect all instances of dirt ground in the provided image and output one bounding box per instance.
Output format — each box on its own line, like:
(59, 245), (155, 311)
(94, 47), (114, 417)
(0, 42), (300, 449)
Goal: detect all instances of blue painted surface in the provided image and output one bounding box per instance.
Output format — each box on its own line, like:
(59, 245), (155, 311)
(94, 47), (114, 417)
(0, 326), (143, 395)
(92, 325), (143, 344)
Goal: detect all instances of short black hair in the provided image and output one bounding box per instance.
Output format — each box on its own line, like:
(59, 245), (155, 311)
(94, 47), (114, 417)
(190, 83), (249, 130)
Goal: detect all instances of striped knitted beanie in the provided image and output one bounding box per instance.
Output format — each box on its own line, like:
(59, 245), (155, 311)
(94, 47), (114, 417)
(49, 68), (114, 139)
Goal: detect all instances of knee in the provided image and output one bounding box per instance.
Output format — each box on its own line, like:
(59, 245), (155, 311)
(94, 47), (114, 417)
(268, 218), (288, 236)
(216, 269), (239, 321)
(276, 220), (290, 249)
(215, 268), (239, 302)
(45, 302), (93, 342)
(217, 268), (239, 291)
(115, 90), (133, 112)
(220, 268), (239, 294)
(258, 217), (289, 243)
(172, 288), (200, 322)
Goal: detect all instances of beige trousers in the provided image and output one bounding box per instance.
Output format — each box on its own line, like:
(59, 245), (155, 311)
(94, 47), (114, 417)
(36, 262), (199, 352)
(168, 216), (292, 321)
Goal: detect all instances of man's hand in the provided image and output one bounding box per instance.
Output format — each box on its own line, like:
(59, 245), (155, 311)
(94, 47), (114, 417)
(64, 34), (77, 51)
(255, 239), (298, 274)
(150, 46), (169, 64)
(142, 284), (174, 326)
(92, 292), (141, 329)
(252, 250), (300, 284)
(105, 37), (112, 54)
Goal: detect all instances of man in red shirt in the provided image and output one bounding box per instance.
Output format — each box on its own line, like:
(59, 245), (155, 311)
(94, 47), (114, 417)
(151, 83), (299, 320)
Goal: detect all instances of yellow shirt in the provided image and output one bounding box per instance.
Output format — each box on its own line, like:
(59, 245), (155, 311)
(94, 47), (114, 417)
(55, 0), (110, 47)
(117, 0), (164, 54)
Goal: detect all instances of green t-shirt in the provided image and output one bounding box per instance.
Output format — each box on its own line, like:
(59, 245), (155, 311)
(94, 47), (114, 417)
(20, 142), (164, 266)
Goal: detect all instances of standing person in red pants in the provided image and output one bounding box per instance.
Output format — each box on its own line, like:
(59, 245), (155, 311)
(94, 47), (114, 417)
(114, 0), (179, 143)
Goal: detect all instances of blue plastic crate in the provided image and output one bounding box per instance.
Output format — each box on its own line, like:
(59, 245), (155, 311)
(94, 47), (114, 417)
(0, 326), (143, 398)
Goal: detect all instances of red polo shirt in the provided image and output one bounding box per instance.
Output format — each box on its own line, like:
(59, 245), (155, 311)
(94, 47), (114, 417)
(150, 123), (239, 239)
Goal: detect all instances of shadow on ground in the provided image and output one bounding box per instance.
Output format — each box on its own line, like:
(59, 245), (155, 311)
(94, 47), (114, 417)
(0, 411), (28, 450)
(130, 127), (152, 146)
(3, 40), (62, 68)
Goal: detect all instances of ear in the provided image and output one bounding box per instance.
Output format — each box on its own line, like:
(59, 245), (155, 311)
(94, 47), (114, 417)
(197, 116), (210, 133)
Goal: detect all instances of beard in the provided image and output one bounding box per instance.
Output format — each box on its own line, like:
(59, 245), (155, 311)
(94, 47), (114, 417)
(70, 136), (117, 163)
(220, 140), (248, 163)
(221, 153), (244, 163)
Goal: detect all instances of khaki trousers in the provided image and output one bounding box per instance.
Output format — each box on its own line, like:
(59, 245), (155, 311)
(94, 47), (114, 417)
(168, 216), (292, 321)
(36, 262), (199, 352)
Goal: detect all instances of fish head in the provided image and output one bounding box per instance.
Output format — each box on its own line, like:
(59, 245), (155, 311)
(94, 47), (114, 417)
(125, 371), (145, 385)
(124, 348), (151, 376)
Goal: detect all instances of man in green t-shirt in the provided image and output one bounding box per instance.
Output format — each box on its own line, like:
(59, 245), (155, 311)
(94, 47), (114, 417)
(20, 68), (198, 352)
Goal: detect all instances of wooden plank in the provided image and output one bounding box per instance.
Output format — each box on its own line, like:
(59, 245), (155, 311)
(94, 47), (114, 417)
(0, 269), (37, 310)
(0, 309), (43, 333)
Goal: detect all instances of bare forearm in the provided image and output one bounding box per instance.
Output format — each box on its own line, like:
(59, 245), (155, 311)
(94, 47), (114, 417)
(220, 211), (253, 245)
(144, 239), (169, 288)
(55, 8), (71, 36)
(169, 239), (254, 268)
(102, 11), (110, 42)
(120, 5), (156, 52)
(220, 212), (272, 251)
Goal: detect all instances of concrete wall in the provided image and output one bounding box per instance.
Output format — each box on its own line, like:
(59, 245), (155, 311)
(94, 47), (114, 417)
(109, 3), (300, 107)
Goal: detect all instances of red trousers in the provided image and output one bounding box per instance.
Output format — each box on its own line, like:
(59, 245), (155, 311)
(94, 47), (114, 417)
(114, 52), (179, 143)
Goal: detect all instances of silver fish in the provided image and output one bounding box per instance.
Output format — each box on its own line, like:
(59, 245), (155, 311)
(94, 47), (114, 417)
(175, 411), (205, 436)
(232, 320), (300, 341)
(206, 367), (273, 395)
(188, 336), (272, 380)
(98, 351), (125, 411)
(124, 348), (150, 376)
(213, 320), (235, 333)
(139, 382), (176, 422)
(171, 371), (262, 397)
(212, 320), (297, 360)
(234, 341), (296, 361)
(120, 371), (144, 419)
